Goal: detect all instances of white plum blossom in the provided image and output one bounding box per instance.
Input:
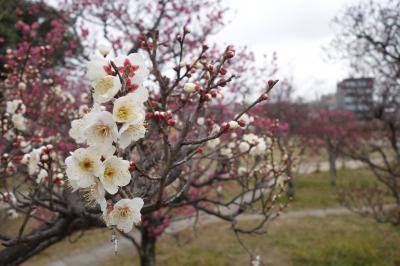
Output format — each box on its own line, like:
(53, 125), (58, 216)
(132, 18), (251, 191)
(239, 141), (250, 153)
(114, 53), (149, 87)
(251, 256), (261, 266)
(238, 166), (247, 175)
(108, 198), (144, 233)
(18, 82), (26, 90)
(124, 85), (149, 104)
(240, 114), (254, 127)
(99, 156), (131, 194)
(113, 93), (146, 124)
(228, 142), (236, 149)
(70, 105), (117, 148)
(69, 179), (107, 211)
(3, 131), (15, 141)
(211, 124), (221, 135)
(65, 147), (103, 188)
(86, 54), (110, 82)
(118, 120), (146, 149)
(239, 133), (270, 156)
(20, 140), (31, 153)
(78, 105), (90, 117)
(69, 119), (85, 143)
(220, 147), (233, 157)
(93, 145), (116, 163)
(6, 99), (27, 131)
(249, 139), (267, 156)
(197, 117), (205, 125)
(36, 169), (48, 183)
(243, 133), (259, 144)
(207, 138), (220, 149)
(84, 110), (118, 147)
(11, 113), (27, 131)
(92, 75), (121, 103)
(6, 99), (25, 114)
(90, 181), (107, 211)
(28, 147), (44, 175)
(276, 176), (288, 189)
(64, 50), (149, 233)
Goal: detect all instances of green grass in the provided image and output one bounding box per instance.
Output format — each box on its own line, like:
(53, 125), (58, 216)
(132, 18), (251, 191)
(101, 215), (400, 266)
(282, 167), (384, 211)
(100, 167), (399, 265)
(15, 167), (399, 265)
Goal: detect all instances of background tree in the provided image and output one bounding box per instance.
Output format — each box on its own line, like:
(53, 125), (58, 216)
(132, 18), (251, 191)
(255, 79), (309, 197)
(303, 109), (360, 186)
(330, 0), (400, 224)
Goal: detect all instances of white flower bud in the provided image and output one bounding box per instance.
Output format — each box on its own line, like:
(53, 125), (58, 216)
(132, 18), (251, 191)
(239, 142), (250, 153)
(98, 43), (111, 56)
(228, 121), (239, 129)
(183, 82), (196, 93)
(197, 117), (205, 125)
(18, 82), (26, 90)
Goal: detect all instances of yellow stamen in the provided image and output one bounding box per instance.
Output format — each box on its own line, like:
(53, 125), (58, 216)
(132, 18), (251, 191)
(118, 207), (131, 218)
(79, 158), (94, 172)
(104, 165), (115, 180)
(117, 106), (130, 121)
(96, 124), (110, 137)
(95, 76), (114, 94)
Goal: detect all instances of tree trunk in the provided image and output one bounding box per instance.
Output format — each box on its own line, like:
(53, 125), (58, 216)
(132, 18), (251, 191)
(285, 154), (295, 198)
(328, 150), (337, 186)
(341, 158), (346, 170)
(139, 226), (156, 266)
(0, 194), (105, 265)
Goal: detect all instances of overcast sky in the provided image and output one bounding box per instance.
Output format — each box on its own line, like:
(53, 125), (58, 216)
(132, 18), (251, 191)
(211, 0), (365, 101)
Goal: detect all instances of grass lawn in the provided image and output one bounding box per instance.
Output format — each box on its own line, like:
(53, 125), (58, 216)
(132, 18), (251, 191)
(282, 167), (385, 211)
(11, 166), (399, 265)
(101, 214), (400, 266)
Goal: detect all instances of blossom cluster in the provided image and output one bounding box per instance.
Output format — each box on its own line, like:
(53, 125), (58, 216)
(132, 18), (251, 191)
(65, 49), (149, 233)
(3, 99), (27, 133)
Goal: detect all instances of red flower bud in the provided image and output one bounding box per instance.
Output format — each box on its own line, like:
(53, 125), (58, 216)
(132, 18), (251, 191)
(167, 119), (176, 127)
(268, 80), (275, 88)
(238, 119), (246, 127)
(259, 93), (269, 101)
(218, 78), (226, 87)
(146, 112), (153, 120)
(219, 67), (227, 75)
(221, 122), (229, 131)
(129, 161), (137, 172)
(225, 49), (235, 59)
(196, 147), (204, 153)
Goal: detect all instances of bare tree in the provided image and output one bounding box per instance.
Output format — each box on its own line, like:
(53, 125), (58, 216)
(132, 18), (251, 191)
(330, 0), (400, 225)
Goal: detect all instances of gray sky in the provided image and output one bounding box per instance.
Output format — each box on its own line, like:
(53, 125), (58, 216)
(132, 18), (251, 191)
(211, 0), (361, 100)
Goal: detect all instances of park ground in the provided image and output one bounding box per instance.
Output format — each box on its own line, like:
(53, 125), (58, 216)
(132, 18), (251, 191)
(10, 167), (400, 266)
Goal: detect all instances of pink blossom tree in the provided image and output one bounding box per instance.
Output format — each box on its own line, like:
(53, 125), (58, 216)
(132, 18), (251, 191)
(303, 109), (361, 186)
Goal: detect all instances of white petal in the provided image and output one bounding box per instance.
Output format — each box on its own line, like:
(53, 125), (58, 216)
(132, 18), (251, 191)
(129, 197), (144, 211)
